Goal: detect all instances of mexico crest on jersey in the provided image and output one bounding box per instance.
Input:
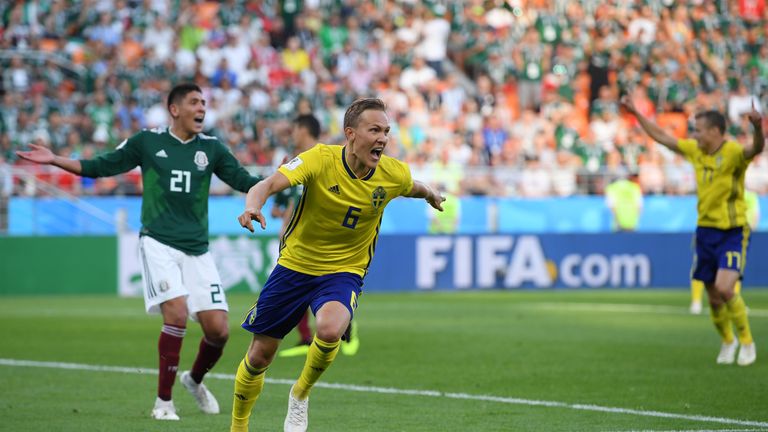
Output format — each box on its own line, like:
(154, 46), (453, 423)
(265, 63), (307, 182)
(372, 186), (386, 209)
(194, 151), (209, 171)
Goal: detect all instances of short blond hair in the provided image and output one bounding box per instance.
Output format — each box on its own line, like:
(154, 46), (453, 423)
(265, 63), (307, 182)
(343, 98), (387, 130)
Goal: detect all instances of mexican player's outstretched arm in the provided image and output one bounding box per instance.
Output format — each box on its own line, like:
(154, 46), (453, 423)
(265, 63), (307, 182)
(18, 135), (143, 178)
(238, 171), (292, 232)
(16, 143), (83, 174)
(405, 179), (446, 211)
(213, 142), (263, 192)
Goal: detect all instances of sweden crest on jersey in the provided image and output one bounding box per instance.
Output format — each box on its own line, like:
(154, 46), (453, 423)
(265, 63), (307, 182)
(372, 186), (386, 209)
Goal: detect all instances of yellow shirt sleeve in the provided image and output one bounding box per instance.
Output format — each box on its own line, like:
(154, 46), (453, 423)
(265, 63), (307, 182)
(278, 144), (325, 187)
(398, 160), (414, 197)
(677, 138), (699, 160)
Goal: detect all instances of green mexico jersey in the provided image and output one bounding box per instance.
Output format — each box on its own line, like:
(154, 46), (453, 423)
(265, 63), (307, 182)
(81, 127), (261, 254)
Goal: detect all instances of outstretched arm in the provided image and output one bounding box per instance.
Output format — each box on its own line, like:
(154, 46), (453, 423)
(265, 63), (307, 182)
(16, 143), (83, 174)
(620, 95), (681, 153)
(744, 100), (765, 160)
(405, 180), (446, 211)
(238, 171), (292, 232)
(214, 144), (263, 192)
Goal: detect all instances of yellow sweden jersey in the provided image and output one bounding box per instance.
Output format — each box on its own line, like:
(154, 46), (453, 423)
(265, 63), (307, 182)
(678, 138), (752, 229)
(277, 144), (414, 277)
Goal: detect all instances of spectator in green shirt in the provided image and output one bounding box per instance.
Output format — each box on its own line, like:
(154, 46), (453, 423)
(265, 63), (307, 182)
(429, 184), (461, 234)
(604, 172), (643, 232)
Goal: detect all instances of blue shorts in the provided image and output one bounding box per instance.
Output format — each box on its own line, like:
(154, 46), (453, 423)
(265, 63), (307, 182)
(692, 226), (750, 283)
(241, 264), (363, 339)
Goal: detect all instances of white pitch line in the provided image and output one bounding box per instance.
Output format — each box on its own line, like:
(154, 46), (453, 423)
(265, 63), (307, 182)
(1, 358), (766, 429)
(618, 430), (768, 432)
(526, 302), (768, 318)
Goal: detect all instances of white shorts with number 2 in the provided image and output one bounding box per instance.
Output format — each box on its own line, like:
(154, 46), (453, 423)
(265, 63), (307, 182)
(139, 235), (228, 321)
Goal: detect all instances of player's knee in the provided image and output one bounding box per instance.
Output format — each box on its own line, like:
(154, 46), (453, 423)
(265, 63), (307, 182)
(714, 281), (736, 298)
(161, 300), (188, 326)
(206, 328), (229, 346)
(314, 302), (350, 342)
(314, 322), (344, 343)
(708, 298), (724, 309)
(246, 335), (280, 369)
(165, 313), (187, 327)
(246, 348), (274, 370)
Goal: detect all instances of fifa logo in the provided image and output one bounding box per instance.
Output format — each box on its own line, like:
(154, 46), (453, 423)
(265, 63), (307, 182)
(371, 186), (386, 209)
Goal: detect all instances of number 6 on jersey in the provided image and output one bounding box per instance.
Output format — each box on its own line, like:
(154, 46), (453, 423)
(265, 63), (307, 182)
(342, 206), (362, 229)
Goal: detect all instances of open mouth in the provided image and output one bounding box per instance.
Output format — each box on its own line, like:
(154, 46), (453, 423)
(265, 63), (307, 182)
(371, 147), (383, 160)
(193, 115), (204, 125)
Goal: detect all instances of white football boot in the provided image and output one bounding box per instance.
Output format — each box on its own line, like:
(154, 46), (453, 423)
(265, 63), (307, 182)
(180, 370), (220, 414)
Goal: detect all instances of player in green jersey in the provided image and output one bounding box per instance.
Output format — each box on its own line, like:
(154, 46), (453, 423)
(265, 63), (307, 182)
(622, 96), (764, 366)
(17, 83), (262, 419)
(231, 98), (445, 432)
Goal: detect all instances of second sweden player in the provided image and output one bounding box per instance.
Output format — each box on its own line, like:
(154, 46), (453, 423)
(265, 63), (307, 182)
(622, 96), (764, 366)
(231, 98), (445, 432)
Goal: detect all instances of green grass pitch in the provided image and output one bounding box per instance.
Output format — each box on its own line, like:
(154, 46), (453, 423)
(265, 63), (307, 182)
(1, 290), (767, 431)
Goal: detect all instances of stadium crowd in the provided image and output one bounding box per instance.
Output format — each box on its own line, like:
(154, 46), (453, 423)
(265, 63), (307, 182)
(1, 0), (768, 198)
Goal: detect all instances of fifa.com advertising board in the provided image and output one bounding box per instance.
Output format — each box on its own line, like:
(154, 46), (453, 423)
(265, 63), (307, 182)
(119, 233), (768, 295)
(366, 233), (768, 290)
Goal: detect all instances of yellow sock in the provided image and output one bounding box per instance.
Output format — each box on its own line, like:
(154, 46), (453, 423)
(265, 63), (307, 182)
(231, 357), (267, 432)
(293, 336), (340, 400)
(726, 294), (753, 345)
(691, 279), (704, 303)
(710, 304), (735, 344)
(734, 280), (742, 295)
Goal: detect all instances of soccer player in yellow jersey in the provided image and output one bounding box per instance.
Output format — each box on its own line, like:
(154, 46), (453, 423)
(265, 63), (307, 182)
(231, 98), (445, 432)
(272, 114), (361, 358)
(622, 96), (764, 366)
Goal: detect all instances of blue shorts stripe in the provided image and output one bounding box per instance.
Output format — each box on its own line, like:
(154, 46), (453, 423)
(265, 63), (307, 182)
(741, 225), (750, 275)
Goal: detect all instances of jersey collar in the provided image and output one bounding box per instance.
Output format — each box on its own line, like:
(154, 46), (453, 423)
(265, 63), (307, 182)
(168, 127), (197, 144)
(341, 147), (375, 180)
(705, 140), (726, 156)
